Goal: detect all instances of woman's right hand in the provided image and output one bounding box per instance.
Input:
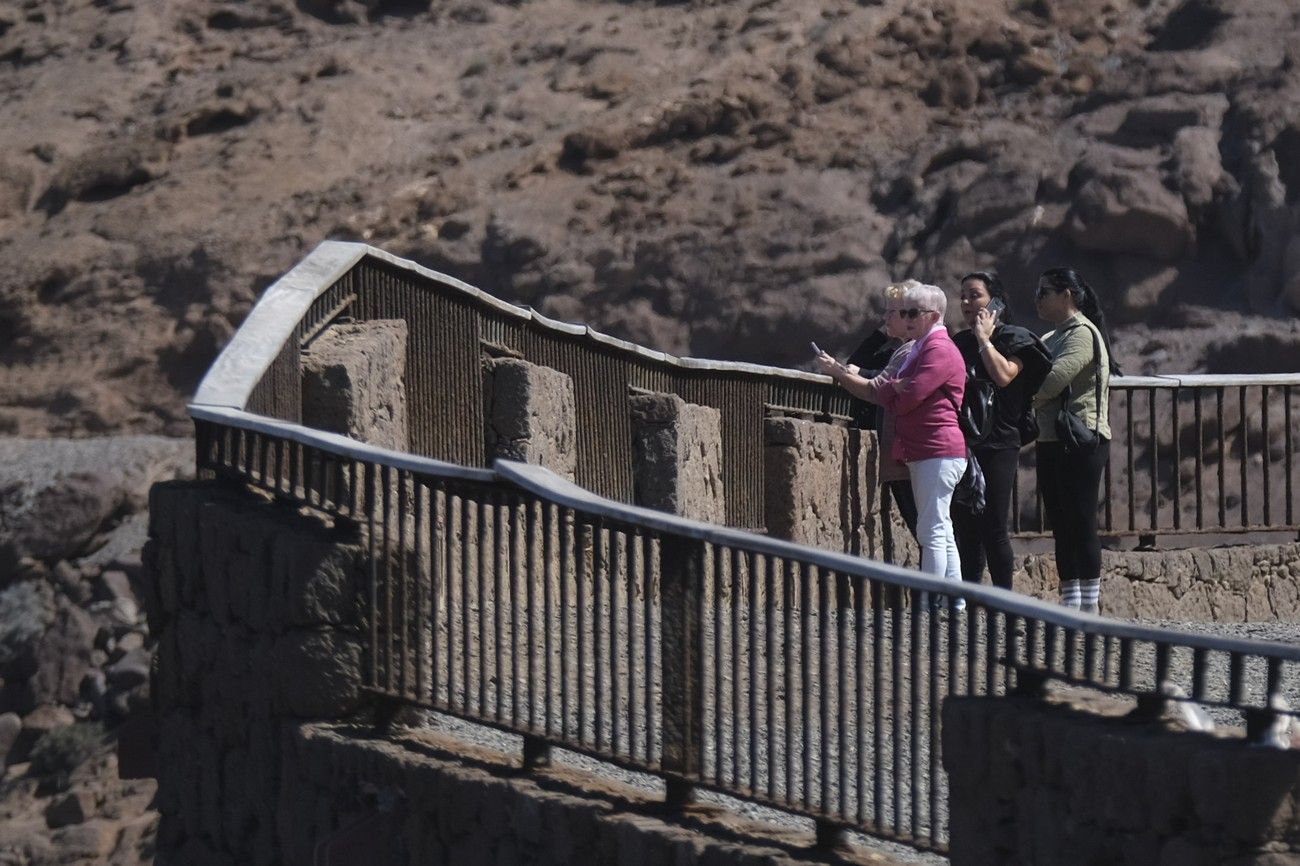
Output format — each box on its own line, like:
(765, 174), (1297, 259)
(814, 351), (840, 378)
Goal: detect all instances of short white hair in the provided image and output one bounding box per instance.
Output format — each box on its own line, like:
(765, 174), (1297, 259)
(900, 282), (947, 316)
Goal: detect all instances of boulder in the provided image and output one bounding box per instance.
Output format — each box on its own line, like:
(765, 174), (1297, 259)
(0, 159), (32, 220)
(0, 711), (19, 765)
(45, 790), (95, 829)
(0, 437), (193, 570)
(36, 138), (170, 215)
(1066, 165), (1194, 261)
(0, 580), (56, 680)
(1172, 126), (1225, 214)
(31, 599), (98, 707)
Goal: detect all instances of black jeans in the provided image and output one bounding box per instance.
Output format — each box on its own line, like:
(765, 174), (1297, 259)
(1036, 439), (1109, 585)
(885, 479), (918, 541)
(953, 446), (1019, 590)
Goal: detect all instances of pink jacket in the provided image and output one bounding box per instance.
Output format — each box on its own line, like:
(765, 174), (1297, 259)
(874, 326), (967, 463)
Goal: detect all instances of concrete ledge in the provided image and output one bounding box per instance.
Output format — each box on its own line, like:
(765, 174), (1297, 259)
(944, 692), (1300, 866)
(282, 722), (905, 866)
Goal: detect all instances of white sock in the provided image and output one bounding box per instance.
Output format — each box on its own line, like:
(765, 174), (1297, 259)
(1080, 579), (1100, 612)
(1060, 580), (1081, 609)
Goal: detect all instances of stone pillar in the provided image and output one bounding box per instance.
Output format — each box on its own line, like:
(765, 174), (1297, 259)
(944, 693), (1300, 866)
(763, 418), (882, 558)
(629, 393), (726, 523)
(484, 358), (576, 480)
(142, 481), (369, 866)
(301, 320), (408, 451)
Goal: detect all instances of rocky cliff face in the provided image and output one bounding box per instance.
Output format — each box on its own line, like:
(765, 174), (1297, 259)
(1, 0), (1298, 439)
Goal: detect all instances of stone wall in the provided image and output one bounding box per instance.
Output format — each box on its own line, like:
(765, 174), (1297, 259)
(302, 320), (408, 450)
(142, 480), (370, 865)
(483, 358), (577, 480)
(944, 693), (1300, 866)
(763, 417), (887, 560)
(1011, 542), (1300, 622)
(142, 478), (901, 865)
(629, 393), (725, 522)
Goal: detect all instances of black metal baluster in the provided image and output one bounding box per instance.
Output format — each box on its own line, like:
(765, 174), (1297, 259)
(749, 552), (760, 796)
(1173, 388), (1182, 531)
(1195, 389), (1204, 530)
(1127, 389), (1136, 532)
(1264, 386), (1273, 526)
(733, 548), (744, 790)
(1241, 387), (1250, 528)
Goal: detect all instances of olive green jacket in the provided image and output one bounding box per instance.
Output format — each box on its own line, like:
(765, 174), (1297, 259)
(1032, 313), (1111, 442)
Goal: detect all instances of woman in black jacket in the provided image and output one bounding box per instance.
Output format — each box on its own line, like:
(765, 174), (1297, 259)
(951, 272), (1051, 590)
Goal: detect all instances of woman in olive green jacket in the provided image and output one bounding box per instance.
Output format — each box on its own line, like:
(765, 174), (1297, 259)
(1031, 268), (1121, 614)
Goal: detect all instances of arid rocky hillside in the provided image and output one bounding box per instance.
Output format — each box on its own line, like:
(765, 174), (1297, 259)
(1, 0), (1299, 440)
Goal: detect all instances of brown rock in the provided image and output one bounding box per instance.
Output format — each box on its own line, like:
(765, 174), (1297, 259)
(31, 599), (97, 706)
(0, 159), (32, 220)
(1066, 165), (1194, 261)
(45, 789), (95, 828)
(49, 819), (119, 860)
(35, 138), (170, 215)
(0, 710), (20, 764)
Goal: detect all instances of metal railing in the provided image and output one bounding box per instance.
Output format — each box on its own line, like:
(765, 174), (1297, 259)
(1012, 374), (1300, 539)
(191, 405), (1300, 853)
(202, 243), (1300, 543)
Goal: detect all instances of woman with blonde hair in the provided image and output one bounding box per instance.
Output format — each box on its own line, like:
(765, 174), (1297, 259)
(818, 282), (967, 595)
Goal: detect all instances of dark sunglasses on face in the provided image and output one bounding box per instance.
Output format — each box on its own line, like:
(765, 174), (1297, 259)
(1035, 285), (1062, 299)
(886, 308), (935, 320)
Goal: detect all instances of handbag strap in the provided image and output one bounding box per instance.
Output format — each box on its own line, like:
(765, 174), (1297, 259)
(1057, 321), (1103, 435)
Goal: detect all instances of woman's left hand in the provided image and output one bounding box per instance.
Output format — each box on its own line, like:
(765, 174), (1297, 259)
(973, 308), (997, 343)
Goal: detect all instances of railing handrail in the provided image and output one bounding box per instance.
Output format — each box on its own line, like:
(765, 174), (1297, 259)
(192, 402), (1300, 665)
(193, 240), (1300, 412)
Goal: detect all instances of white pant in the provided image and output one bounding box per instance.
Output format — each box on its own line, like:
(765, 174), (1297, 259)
(908, 456), (966, 581)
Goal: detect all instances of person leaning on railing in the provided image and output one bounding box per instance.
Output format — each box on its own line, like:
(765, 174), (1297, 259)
(837, 279), (923, 543)
(818, 282), (968, 601)
(1031, 267), (1121, 614)
(952, 271), (1052, 591)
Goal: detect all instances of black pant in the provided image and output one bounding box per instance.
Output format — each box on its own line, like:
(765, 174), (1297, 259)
(885, 479), (918, 541)
(953, 446), (1019, 590)
(1036, 439), (1109, 585)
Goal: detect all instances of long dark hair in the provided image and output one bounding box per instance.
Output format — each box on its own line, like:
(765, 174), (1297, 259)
(1038, 267), (1122, 376)
(960, 270), (1014, 325)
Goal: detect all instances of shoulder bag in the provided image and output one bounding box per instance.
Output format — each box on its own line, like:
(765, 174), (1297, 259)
(1055, 323), (1103, 454)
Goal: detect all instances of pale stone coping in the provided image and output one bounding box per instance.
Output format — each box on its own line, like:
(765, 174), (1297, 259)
(1121, 373), (1300, 388)
(194, 242), (369, 408)
(192, 239), (1300, 410)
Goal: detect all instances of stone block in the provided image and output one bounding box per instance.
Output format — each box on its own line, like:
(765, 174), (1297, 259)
(764, 418), (847, 550)
(948, 695), (1300, 866)
(302, 320), (409, 451)
(630, 393), (725, 522)
(484, 358), (577, 479)
(271, 630), (364, 718)
(272, 530), (365, 629)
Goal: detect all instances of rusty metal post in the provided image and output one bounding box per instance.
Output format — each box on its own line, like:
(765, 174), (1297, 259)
(660, 534), (705, 809)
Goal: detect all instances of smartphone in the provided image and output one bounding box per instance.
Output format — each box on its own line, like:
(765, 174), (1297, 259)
(810, 340), (822, 355)
(986, 298), (1005, 321)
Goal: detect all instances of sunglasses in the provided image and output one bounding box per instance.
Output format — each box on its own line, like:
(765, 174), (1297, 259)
(1035, 286), (1063, 299)
(886, 308), (936, 320)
